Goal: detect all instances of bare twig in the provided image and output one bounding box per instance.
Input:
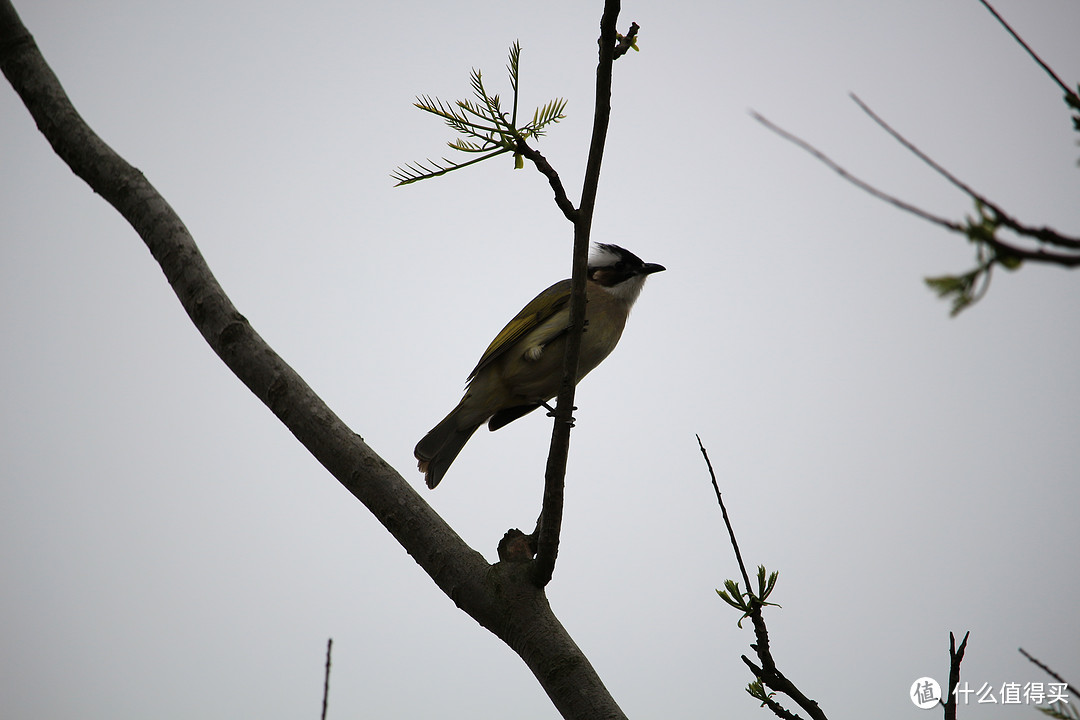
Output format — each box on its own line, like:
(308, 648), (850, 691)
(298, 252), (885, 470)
(321, 638), (333, 720)
(849, 95), (985, 211)
(697, 436), (828, 720)
(752, 108), (1080, 268)
(1019, 647), (1080, 699)
(697, 435), (752, 592)
(942, 631), (970, 720)
(750, 111), (961, 232)
(977, 0), (1075, 100)
(849, 94), (1080, 252)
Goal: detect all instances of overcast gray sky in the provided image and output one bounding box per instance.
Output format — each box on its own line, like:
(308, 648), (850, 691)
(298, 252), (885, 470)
(2, 1), (1078, 718)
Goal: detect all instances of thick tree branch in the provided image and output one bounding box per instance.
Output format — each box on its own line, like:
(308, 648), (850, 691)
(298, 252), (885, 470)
(0, 0), (475, 601)
(0, 2), (626, 717)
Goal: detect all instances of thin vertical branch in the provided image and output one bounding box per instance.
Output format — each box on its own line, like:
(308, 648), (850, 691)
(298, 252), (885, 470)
(531, 0), (626, 588)
(321, 638), (333, 720)
(943, 631), (970, 720)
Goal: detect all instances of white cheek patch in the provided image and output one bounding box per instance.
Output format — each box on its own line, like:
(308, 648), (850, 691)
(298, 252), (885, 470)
(602, 275), (648, 305)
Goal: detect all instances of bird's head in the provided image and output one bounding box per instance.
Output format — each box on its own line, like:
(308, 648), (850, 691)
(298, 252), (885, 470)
(588, 243), (665, 304)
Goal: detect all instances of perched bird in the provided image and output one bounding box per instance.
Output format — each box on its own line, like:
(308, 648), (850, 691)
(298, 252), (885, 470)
(415, 243), (664, 488)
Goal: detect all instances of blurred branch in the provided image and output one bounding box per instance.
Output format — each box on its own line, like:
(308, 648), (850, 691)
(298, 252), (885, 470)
(321, 638), (332, 720)
(977, 0), (1076, 102)
(752, 105), (1080, 261)
(977, 0), (1080, 149)
(750, 110), (962, 231)
(753, 3), (1080, 315)
(752, 97), (1080, 315)
(697, 436), (828, 720)
(849, 94), (1080, 253)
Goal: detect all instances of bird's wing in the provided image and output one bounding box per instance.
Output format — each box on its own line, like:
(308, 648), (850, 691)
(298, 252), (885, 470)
(466, 278), (572, 382)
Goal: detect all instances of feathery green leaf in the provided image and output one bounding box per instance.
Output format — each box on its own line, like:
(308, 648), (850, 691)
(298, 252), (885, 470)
(393, 42), (568, 186)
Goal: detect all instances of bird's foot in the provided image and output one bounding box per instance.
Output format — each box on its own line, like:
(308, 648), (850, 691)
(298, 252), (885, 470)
(542, 401), (577, 426)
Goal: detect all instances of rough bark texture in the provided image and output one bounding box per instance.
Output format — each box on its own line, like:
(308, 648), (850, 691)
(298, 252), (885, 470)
(0, 2), (626, 718)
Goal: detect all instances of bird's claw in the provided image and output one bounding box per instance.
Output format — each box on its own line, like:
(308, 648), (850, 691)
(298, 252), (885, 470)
(543, 401), (577, 426)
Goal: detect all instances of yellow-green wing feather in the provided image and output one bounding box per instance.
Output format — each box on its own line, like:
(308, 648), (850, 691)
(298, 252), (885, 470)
(467, 279), (571, 381)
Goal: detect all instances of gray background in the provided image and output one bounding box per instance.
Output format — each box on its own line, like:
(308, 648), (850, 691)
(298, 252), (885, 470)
(2, 1), (1078, 717)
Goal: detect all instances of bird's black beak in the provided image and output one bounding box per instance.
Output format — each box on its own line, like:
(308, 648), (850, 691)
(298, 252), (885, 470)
(641, 262), (666, 275)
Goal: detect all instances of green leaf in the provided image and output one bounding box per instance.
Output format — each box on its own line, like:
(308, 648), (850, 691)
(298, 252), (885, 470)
(746, 679), (773, 704)
(999, 254), (1023, 270)
(393, 42), (569, 186)
(716, 580), (747, 610)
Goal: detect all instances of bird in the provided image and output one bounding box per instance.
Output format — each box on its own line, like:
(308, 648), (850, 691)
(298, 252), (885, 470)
(414, 243), (665, 488)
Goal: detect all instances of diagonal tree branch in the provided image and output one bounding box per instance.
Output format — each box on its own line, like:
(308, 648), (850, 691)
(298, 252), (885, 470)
(1019, 647), (1080, 699)
(848, 93), (1080, 252)
(977, 0), (1075, 100)
(752, 107), (1080, 270)
(0, 2), (626, 717)
(515, 137), (578, 222)
(749, 110), (963, 232)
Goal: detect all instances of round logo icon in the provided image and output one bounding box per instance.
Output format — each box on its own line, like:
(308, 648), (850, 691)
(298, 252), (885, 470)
(910, 677), (942, 709)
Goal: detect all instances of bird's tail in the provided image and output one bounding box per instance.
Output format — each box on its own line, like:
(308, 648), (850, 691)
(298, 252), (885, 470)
(414, 406), (480, 489)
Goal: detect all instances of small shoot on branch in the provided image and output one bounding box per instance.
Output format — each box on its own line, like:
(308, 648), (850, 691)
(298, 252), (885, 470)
(923, 200), (1024, 316)
(746, 679), (775, 705)
(392, 42), (567, 186)
(717, 565), (781, 628)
